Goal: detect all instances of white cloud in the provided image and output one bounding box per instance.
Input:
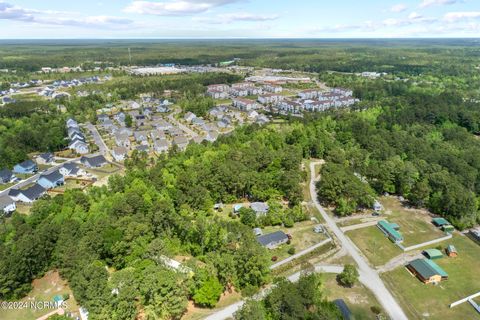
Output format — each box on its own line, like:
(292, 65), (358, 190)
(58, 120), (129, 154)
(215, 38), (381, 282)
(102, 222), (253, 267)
(195, 12), (279, 24)
(0, 1), (133, 28)
(390, 4), (407, 13)
(444, 11), (480, 22)
(419, 0), (459, 8)
(124, 0), (241, 16)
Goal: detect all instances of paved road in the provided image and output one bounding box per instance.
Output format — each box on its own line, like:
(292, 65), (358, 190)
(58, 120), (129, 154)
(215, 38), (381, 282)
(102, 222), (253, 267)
(0, 157), (80, 198)
(86, 123), (109, 155)
(309, 161), (408, 320)
(270, 238), (332, 269)
(167, 107), (199, 138)
(204, 264), (343, 320)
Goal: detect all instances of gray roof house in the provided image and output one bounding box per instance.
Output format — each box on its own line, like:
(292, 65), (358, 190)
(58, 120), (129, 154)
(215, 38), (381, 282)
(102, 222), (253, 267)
(111, 147), (128, 162)
(9, 184), (46, 203)
(0, 168), (15, 184)
(80, 155), (107, 168)
(36, 152), (54, 165)
(154, 139), (169, 153)
(173, 135), (190, 151)
(251, 202), (269, 216)
(0, 195), (16, 214)
(257, 231), (289, 249)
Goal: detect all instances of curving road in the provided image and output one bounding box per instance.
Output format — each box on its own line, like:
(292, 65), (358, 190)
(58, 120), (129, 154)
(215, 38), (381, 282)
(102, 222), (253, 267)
(309, 161), (408, 320)
(204, 265), (343, 320)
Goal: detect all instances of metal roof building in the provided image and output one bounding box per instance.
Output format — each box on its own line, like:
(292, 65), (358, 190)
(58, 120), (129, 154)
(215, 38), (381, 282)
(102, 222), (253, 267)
(407, 258), (448, 284)
(423, 249), (443, 260)
(377, 220), (403, 243)
(432, 217), (450, 227)
(257, 231), (288, 249)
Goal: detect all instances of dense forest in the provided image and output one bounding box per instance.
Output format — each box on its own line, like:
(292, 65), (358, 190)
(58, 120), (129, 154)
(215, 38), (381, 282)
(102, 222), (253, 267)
(1, 40), (480, 319)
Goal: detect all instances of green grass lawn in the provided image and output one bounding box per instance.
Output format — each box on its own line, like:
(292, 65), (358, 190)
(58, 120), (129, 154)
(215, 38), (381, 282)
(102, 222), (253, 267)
(0, 270), (79, 320)
(379, 196), (446, 247)
(0, 182), (15, 191)
(322, 273), (386, 320)
(347, 225), (403, 267)
(382, 235), (480, 320)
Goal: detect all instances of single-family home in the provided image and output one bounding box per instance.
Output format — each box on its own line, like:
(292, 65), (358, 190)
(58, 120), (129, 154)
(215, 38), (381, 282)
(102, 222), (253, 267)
(153, 139), (169, 153)
(9, 184), (46, 203)
(36, 153), (54, 165)
(184, 112), (197, 123)
(0, 169), (15, 184)
(111, 147), (128, 162)
(205, 130), (219, 143)
(13, 160), (38, 174)
(134, 131), (149, 143)
(257, 231), (289, 249)
(37, 170), (64, 189)
(68, 139), (89, 154)
(59, 163), (85, 177)
(0, 195), (16, 214)
(115, 132), (131, 149)
(80, 155), (108, 168)
(250, 202), (269, 217)
(173, 135), (190, 151)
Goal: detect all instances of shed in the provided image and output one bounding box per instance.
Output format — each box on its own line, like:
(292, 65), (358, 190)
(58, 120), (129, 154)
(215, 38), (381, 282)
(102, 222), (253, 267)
(442, 225), (455, 233)
(446, 245), (458, 257)
(423, 249), (443, 260)
(432, 217), (450, 227)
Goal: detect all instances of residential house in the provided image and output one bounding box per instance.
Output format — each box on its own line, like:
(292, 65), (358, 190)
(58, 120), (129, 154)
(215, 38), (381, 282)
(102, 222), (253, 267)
(0, 195), (16, 214)
(231, 82), (254, 89)
(232, 98), (259, 111)
(59, 163), (84, 177)
(37, 170), (64, 189)
(114, 133), (131, 149)
(230, 88), (249, 97)
(80, 155), (107, 168)
(173, 135), (190, 151)
(13, 160), (37, 174)
(68, 139), (89, 154)
(153, 139), (169, 153)
(205, 130), (219, 142)
(298, 89), (321, 100)
(192, 117), (206, 126)
(247, 87), (263, 95)
(257, 231), (289, 249)
(184, 112), (197, 123)
(111, 147), (128, 162)
(250, 202), (269, 217)
(9, 184), (46, 203)
(134, 131), (149, 143)
(0, 169), (15, 184)
(135, 145), (149, 152)
(36, 153), (54, 165)
(278, 100), (303, 113)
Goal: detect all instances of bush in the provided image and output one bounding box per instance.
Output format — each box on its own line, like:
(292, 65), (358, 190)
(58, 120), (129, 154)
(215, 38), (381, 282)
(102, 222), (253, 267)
(288, 247), (296, 255)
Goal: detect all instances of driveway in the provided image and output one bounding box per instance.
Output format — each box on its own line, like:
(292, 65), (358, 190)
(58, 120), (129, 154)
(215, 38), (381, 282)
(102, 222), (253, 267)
(86, 123), (109, 155)
(309, 161), (408, 320)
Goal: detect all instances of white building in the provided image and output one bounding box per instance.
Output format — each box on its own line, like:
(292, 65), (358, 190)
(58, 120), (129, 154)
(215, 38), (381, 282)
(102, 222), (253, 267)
(232, 98), (260, 111)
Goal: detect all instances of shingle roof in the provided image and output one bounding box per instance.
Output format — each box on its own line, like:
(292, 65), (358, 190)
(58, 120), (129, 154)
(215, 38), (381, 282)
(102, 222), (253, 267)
(251, 202), (269, 213)
(0, 168), (13, 182)
(17, 159), (36, 169)
(39, 170), (63, 183)
(257, 231), (288, 246)
(0, 195), (14, 209)
(81, 155), (107, 167)
(10, 184), (46, 201)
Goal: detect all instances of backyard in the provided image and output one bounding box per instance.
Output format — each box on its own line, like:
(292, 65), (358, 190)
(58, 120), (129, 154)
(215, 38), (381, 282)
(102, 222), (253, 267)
(382, 235), (480, 320)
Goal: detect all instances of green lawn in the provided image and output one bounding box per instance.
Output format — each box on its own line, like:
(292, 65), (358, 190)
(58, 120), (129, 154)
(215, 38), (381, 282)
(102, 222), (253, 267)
(382, 235), (480, 320)
(347, 225), (403, 267)
(0, 182), (15, 191)
(322, 273), (386, 320)
(379, 196), (446, 247)
(0, 271), (79, 320)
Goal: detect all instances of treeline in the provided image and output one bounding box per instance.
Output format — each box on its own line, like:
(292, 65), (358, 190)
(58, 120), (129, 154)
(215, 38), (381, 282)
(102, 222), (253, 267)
(234, 273), (341, 320)
(0, 101), (66, 168)
(0, 124), (306, 319)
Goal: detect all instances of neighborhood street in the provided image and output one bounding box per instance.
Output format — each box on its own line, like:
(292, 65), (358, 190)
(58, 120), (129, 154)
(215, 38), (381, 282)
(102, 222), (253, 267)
(0, 157), (80, 198)
(167, 107), (199, 138)
(309, 161), (408, 320)
(86, 123), (109, 155)
(269, 237), (332, 270)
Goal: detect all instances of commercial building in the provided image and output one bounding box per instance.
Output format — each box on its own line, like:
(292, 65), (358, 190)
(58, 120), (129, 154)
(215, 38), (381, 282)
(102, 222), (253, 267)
(377, 220), (403, 243)
(407, 258), (448, 284)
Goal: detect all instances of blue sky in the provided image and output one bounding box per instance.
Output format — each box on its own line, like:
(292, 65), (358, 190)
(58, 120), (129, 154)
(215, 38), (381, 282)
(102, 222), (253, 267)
(1, 0), (479, 38)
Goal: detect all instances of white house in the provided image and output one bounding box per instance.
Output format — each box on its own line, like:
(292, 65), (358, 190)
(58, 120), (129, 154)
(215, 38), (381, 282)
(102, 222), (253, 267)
(0, 195), (16, 214)
(111, 147), (128, 162)
(258, 94), (284, 105)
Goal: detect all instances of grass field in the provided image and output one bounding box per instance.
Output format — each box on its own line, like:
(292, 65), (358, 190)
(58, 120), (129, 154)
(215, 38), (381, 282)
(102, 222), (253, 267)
(347, 225), (403, 266)
(379, 197), (445, 247)
(263, 220), (328, 264)
(382, 235), (480, 320)
(0, 271), (79, 320)
(321, 273), (386, 320)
